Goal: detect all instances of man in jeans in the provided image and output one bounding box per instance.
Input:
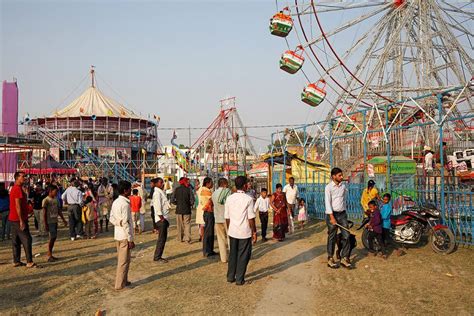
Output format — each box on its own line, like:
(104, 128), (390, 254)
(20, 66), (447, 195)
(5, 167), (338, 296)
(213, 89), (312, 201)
(152, 177), (170, 263)
(325, 167), (352, 269)
(61, 181), (84, 241)
(9, 172), (37, 268)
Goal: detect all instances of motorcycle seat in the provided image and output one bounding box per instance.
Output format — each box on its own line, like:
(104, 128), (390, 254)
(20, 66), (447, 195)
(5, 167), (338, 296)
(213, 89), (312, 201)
(390, 214), (407, 220)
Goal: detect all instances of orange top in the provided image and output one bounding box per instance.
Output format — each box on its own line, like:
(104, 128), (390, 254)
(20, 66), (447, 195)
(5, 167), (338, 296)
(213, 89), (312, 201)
(130, 195), (142, 213)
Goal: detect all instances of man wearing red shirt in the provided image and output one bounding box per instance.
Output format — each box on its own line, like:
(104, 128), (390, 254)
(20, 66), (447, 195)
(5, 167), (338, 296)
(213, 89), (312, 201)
(9, 172), (36, 267)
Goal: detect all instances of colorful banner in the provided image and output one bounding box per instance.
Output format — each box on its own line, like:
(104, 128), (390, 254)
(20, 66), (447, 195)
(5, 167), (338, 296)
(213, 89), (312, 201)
(98, 147), (116, 162)
(116, 148), (131, 163)
(0, 81), (19, 182)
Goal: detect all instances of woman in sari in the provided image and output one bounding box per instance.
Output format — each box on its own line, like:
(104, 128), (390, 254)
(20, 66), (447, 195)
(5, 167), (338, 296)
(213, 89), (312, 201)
(270, 183), (289, 241)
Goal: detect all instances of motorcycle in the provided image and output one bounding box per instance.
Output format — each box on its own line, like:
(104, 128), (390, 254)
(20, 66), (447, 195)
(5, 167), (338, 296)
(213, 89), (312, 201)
(361, 197), (456, 254)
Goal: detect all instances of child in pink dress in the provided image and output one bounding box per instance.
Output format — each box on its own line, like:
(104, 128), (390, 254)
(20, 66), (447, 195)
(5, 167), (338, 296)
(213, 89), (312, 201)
(297, 198), (307, 230)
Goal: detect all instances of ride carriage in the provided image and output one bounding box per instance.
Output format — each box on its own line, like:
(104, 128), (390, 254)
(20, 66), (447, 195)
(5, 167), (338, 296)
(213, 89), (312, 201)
(280, 46), (304, 74)
(269, 8), (293, 37)
(301, 80), (326, 107)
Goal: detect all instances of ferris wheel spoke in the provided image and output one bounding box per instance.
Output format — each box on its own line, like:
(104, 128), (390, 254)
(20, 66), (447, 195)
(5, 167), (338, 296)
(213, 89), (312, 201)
(290, 1), (390, 15)
(439, 0), (474, 18)
(350, 3), (418, 109)
(330, 11), (396, 111)
(430, 1), (473, 76)
(300, 4), (391, 49)
(293, 0), (375, 108)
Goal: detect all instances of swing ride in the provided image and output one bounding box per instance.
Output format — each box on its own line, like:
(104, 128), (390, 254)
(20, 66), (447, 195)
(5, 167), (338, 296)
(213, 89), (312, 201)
(171, 97), (257, 179)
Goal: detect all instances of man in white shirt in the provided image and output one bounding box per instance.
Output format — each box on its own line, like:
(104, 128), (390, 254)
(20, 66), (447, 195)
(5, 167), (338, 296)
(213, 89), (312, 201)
(61, 181), (84, 241)
(165, 177), (174, 202)
(225, 176), (257, 286)
(152, 177), (170, 263)
(212, 178), (231, 263)
(109, 181), (135, 291)
(283, 177), (298, 234)
(424, 145), (434, 173)
(283, 177), (298, 211)
(324, 167), (351, 269)
(254, 188), (270, 242)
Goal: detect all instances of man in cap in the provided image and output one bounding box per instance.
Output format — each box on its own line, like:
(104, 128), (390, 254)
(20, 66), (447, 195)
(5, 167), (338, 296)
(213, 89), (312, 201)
(424, 145), (435, 200)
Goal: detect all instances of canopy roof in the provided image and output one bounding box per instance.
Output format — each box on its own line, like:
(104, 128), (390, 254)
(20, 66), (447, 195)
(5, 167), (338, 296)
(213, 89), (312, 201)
(50, 86), (141, 119)
(22, 155), (76, 175)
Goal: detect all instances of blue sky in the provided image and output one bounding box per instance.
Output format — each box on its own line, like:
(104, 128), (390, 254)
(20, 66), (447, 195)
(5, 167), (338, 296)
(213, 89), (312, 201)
(1, 0), (336, 152)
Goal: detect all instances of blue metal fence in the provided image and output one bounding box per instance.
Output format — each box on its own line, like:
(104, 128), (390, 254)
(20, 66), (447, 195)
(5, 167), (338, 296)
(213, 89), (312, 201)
(298, 179), (473, 245)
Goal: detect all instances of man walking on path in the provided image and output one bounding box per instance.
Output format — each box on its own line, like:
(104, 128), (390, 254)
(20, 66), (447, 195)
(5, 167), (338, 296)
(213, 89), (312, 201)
(172, 177), (193, 243)
(283, 177), (299, 217)
(225, 176), (257, 285)
(152, 178), (170, 263)
(10, 171), (37, 268)
(109, 180), (135, 291)
(254, 188), (270, 242)
(283, 177), (298, 234)
(61, 180), (84, 241)
(325, 167), (352, 269)
(212, 178), (231, 263)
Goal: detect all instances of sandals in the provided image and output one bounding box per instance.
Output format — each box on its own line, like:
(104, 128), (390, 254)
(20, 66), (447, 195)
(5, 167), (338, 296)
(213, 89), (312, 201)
(26, 262), (41, 268)
(13, 262), (26, 267)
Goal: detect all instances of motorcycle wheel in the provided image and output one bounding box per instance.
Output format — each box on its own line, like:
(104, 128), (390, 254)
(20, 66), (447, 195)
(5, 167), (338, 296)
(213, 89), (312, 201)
(361, 229), (381, 252)
(430, 228), (456, 254)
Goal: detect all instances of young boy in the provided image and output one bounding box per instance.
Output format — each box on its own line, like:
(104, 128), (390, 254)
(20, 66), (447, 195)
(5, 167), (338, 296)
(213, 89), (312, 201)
(254, 188), (270, 242)
(380, 193), (403, 256)
(83, 196), (95, 239)
(366, 200), (386, 259)
(42, 185), (66, 262)
(130, 189), (142, 234)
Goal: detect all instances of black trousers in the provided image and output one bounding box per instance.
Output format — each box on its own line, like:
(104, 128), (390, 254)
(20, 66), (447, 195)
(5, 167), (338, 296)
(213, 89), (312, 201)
(153, 219), (169, 260)
(368, 230), (386, 254)
(259, 212), (268, 239)
(150, 207), (158, 230)
(11, 221), (33, 264)
(227, 236), (252, 284)
(326, 211), (350, 259)
(203, 212), (215, 256)
(68, 204), (83, 238)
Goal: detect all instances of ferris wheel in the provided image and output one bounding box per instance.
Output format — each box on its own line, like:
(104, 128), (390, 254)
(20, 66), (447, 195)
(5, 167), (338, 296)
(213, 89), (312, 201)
(271, 0), (473, 132)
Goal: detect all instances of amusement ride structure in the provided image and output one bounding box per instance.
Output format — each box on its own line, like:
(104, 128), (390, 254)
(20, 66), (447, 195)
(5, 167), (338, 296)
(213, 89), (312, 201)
(24, 67), (162, 182)
(170, 97), (257, 179)
(270, 0), (473, 172)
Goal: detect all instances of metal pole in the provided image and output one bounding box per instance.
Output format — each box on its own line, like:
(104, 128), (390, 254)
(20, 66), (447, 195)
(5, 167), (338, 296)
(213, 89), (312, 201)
(282, 133), (287, 188)
(363, 110), (368, 183)
(438, 93), (446, 221)
(329, 120), (333, 168)
(270, 133), (275, 192)
(385, 106), (391, 192)
(304, 126), (308, 189)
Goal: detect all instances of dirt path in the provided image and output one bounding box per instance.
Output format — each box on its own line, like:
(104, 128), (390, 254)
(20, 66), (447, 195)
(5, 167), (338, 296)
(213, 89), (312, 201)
(0, 217), (473, 315)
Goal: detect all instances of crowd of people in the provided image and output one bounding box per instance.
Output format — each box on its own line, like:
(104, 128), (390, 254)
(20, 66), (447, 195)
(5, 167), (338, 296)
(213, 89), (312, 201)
(0, 168), (403, 288)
